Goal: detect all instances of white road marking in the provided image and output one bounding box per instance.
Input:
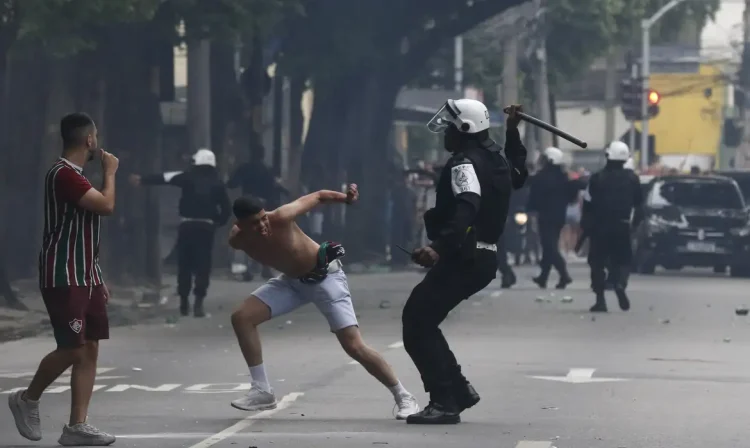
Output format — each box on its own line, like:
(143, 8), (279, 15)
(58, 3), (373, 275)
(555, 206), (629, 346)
(388, 341), (404, 349)
(184, 383), (252, 393)
(186, 392), (303, 448)
(515, 442), (553, 448)
(530, 367), (629, 384)
(120, 431), (420, 439)
(54, 375), (128, 383)
(348, 360), (359, 365)
(106, 384), (182, 392)
(0, 367), (115, 379)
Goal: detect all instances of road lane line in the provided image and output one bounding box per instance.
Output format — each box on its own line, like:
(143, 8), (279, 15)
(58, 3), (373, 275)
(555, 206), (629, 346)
(514, 442), (553, 448)
(387, 341), (404, 349)
(186, 392), (304, 448)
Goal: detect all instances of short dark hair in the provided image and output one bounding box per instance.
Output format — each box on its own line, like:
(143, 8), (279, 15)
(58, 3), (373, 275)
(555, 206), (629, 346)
(60, 113), (95, 149)
(233, 196), (265, 219)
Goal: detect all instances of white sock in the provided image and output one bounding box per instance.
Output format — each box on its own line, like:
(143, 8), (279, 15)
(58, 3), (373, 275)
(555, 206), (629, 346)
(249, 364), (271, 392)
(388, 381), (409, 399)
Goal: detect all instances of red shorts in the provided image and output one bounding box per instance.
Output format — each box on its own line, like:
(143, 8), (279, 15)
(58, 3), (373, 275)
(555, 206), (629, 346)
(41, 285), (110, 348)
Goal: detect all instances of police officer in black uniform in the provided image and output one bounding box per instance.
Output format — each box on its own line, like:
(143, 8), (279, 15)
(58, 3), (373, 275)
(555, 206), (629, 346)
(582, 141), (643, 312)
(403, 100), (528, 425)
(528, 146), (577, 289)
(130, 148), (231, 317)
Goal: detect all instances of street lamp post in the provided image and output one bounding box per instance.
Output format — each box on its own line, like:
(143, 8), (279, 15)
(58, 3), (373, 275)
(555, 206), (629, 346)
(640, 0), (686, 170)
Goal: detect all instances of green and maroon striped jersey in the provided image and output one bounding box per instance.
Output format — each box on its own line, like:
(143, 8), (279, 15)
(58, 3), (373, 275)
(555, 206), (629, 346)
(38, 159), (103, 288)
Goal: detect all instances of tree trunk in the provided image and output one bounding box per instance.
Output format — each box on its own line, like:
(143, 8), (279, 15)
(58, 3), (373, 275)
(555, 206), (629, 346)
(340, 69), (401, 262)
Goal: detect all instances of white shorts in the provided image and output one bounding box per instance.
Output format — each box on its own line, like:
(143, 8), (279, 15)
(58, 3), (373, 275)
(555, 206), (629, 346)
(251, 264), (358, 332)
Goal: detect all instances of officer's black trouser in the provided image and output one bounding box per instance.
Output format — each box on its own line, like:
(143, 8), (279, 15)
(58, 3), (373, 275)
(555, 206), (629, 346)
(496, 236), (514, 279)
(588, 223), (632, 294)
(176, 221), (215, 300)
(402, 250), (496, 398)
(538, 219), (567, 279)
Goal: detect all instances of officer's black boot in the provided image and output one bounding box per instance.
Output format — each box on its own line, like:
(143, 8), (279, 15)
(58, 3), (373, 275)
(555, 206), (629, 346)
(193, 296), (206, 318)
(614, 267), (631, 311)
(453, 381), (480, 412)
(406, 392), (461, 425)
(532, 270), (549, 289)
(179, 296), (190, 317)
(501, 270), (516, 289)
(589, 291), (608, 312)
(555, 263), (572, 289)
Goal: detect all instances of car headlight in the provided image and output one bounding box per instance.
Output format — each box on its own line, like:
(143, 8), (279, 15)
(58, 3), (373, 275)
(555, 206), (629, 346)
(515, 212), (528, 225)
(648, 215), (688, 231)
(731, 227), (750, 237)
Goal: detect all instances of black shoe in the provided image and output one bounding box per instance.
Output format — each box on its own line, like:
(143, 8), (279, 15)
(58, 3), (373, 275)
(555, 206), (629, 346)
(555, 276), (572, 290)
(500, 273), (516, 289)
(454, 382), (480, 412)
(179, 297), (190, 316)
(406, 401), (461, 425)
(589, 293), (608, 312)
(615, 287), (630, 311)
(193, 297), (206, 318)
(532, 276), (547, 289)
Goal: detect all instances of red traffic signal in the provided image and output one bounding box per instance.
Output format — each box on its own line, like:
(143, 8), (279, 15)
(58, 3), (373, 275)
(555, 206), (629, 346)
(647, 89), (660, 105)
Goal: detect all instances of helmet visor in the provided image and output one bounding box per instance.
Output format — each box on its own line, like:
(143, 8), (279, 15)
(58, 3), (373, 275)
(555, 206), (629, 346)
(426, 100), (460, 133)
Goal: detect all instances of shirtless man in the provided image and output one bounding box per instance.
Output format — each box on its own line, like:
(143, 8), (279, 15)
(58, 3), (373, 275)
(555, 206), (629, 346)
(228, 184), (420, 419)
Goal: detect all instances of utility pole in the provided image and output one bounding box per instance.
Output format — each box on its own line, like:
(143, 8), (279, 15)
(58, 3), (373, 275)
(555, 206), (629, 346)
(640, 0), (685, 170)
(533, 0), (552, 149)
(454, 36), (464, 93)
(604, 48), (617, 144)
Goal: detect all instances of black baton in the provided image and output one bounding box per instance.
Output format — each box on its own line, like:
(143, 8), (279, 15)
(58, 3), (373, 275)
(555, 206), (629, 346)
(503, 108), (588, 149)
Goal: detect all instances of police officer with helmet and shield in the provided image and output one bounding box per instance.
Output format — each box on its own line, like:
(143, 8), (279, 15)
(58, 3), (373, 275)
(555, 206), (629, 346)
(402, 100), (528, 424)
(582, 141), (643, 312)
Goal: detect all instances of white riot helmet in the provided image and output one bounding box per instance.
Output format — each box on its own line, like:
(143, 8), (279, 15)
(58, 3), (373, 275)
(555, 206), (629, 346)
(605, 141), (630, 161)
(624, 158), (635, 170)
(426, 99), (490, 134)
(543, 147), (564, 165)
(192, 148), (216, 167)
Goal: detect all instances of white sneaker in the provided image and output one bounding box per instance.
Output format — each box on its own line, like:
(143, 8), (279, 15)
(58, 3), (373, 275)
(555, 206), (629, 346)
(395, 394), (420, 420)
(230, 385), (277, 411)
(58, 422), (116, 446)
(8, 390), (41, 441)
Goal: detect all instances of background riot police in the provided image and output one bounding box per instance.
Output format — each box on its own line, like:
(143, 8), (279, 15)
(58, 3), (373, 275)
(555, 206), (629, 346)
(527, 147), (579, 289)
(130, 149), (231, 317)
(402, 99), (528, 425)
(582, 141), (643, 312)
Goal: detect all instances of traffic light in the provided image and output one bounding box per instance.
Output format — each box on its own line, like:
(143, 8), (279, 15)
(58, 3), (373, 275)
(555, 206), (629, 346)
(620, 79), (643, 120)
(646, 88), (660, 118)
(620, 79), (661, 120)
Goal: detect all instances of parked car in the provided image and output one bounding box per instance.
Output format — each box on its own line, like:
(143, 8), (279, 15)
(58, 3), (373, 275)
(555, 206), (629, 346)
(714, 170), (750, 203)
(633, 174), (750, 277)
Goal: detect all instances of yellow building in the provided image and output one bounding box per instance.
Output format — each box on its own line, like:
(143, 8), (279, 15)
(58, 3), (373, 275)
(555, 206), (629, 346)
(642, 64), (725, 161)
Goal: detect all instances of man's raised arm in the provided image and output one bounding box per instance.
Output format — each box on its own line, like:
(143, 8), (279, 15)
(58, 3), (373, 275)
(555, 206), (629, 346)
(275, 184), (358, 221)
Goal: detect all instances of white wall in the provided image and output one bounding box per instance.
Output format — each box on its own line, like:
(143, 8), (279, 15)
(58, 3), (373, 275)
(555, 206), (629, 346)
(554, 102), (633, 151)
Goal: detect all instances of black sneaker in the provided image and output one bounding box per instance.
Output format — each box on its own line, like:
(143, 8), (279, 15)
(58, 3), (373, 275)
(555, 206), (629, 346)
(193, 297), (206, 318)
(179, 297), (190, 316)
(406, 401), (460, 425)
(615, 287), (630, 311)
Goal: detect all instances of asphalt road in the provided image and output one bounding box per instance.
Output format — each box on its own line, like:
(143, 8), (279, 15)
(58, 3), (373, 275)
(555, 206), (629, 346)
(1, 264), (750, 448)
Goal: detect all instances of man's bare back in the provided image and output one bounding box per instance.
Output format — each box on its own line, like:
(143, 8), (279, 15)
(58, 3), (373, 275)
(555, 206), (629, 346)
(229, 185), (359, 278)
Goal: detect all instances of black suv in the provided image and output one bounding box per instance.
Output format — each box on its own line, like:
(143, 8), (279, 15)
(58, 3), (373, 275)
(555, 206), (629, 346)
(633, 174), (750, 277)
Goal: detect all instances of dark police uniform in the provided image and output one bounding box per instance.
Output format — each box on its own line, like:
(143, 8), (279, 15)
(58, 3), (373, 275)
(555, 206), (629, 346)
(140, 165), (231, 316)
(582, 163), (643, 312)
(403, 128), (527, 424)
(527, 164), (577, 289)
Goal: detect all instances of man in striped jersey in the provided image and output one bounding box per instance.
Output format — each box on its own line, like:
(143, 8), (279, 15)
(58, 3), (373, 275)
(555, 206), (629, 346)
(8, 113), (118, 446)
